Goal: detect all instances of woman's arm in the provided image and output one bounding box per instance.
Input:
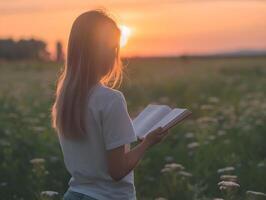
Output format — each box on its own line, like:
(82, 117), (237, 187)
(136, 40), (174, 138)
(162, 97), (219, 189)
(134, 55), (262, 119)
(106, 127), (168, 181)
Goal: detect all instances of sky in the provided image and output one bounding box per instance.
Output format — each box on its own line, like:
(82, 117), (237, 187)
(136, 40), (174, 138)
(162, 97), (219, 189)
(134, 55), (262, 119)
(1, 0), (266, 57)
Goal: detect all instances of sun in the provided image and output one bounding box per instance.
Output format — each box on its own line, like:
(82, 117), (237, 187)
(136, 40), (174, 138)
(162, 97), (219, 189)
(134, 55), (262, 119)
(119, 25), (132, 48)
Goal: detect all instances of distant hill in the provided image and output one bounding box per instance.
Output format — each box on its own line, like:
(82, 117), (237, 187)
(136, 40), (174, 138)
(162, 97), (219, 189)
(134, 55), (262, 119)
(181, 49), (266, 58)
(210, 49), (266, 57)
(129, 49), (266, 60)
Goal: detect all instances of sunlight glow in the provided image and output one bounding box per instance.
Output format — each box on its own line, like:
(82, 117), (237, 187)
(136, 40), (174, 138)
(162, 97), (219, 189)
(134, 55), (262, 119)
(119, 25), (132, 48)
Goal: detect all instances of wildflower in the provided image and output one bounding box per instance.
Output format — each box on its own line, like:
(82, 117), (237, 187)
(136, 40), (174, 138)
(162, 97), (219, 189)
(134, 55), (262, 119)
(220, 175), (238, 182)
(30, 158), (45, 165)
(0, 182), (7, 187)
(218, 181), (240, 190)
(161, 167), (173, 173)
(187, 142), (200, 150)
(49, 156), (59, 162)
(4, 129), (11, 135)
(32, 126), (45, 133)
(161, 163), (184, 173)
(154, 197), (167, 200)
(185, 132), (194, 139)
(208, 135), (216, 141)
(0, 140), (10, 147)
(217, 130), (226, 137)
(217, 166), (235, 174)
(208, 96), (220, 103)
(257, 162), (265, 168)
(164, 163), (184, 171)
(178, 171), (192, 178)
(40, 191), (59, 197)
(164, 156), (174, 162)
(200, 104), (214, 111)
(246, 191), (266, 197)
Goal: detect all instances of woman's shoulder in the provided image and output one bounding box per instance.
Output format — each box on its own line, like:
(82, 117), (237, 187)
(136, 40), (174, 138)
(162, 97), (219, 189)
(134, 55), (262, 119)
(89, 83), (125, 107)
(92, 83), (123, 99)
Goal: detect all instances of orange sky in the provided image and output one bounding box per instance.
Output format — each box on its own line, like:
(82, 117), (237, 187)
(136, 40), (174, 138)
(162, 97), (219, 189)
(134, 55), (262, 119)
(1, 0), (266, 57)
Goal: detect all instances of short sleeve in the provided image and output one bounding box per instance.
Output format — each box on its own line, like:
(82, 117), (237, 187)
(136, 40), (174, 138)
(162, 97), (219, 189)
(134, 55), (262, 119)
(102, 92), (137, 150)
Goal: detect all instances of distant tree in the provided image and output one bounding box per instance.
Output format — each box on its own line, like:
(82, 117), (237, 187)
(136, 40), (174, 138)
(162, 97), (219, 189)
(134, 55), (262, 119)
(0, 39), (15, 60)
(0, 38), (50, 61)
(56, 41), (64, 62)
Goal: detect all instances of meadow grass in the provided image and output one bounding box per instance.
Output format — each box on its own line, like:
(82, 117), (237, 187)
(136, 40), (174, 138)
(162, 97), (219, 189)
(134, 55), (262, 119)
(0, 57), (266, 200)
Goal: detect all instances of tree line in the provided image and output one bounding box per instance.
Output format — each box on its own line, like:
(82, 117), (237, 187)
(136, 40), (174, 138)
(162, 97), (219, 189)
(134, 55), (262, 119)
(0, 38), (63, 61)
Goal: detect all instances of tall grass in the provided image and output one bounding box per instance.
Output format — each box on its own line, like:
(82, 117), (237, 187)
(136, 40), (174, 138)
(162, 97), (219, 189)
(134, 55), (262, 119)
(0, 57), (265, 200)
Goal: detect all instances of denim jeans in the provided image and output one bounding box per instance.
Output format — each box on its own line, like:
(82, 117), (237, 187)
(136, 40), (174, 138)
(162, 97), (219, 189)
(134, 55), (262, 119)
(63, 189), (98, 200)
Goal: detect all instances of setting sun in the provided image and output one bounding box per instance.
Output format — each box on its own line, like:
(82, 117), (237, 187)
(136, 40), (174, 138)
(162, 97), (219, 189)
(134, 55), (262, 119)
(119, 25), (132, 48)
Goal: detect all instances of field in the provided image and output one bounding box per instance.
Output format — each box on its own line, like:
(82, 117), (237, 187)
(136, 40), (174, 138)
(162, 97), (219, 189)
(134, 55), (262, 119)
(0, 57), (266, 200)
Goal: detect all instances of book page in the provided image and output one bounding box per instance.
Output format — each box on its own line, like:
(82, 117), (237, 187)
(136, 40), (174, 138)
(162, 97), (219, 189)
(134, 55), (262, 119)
(133, 104), (171, 137)
(146, 108), (189, 136)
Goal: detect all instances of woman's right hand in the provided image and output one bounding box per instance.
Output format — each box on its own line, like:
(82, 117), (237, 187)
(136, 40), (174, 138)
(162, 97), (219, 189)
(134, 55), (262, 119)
(143, 127), (169, 148)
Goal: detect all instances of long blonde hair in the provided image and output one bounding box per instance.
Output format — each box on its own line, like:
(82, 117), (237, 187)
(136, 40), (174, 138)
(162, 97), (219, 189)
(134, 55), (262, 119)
(51, 10), (122, 140)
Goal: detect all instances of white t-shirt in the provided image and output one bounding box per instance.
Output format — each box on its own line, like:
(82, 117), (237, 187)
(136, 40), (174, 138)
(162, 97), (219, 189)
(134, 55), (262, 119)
(57, 83), (138, 200)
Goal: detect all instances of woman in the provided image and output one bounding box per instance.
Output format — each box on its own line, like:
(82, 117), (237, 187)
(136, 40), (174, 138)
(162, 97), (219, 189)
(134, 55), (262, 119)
(51, 10), (168, 200)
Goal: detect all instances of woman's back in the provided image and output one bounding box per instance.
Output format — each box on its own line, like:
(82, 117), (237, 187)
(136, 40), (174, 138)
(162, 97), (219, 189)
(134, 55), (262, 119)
(58, 83), (137, 200)
(52, 10), (169, 200)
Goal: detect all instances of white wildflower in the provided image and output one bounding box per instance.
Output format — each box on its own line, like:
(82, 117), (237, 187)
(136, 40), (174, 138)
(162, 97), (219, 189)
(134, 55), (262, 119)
(178, 171), (192, 177)
(164, 163), (184, 171)
(161, 167), (172, 173)
(30, 158), (45, 165)
(40, 191), (59, 197)
(208, 97), (220, 103)
(154, 197), (167, 200)
(220, 175), (238, 182)
(208, 135), (216, 141)
(32, 126), (45, 132)
(200, 104), (214, 111)
(0, 140), (10, 147)
(164, 156), (174, 162)
(217, 130), (226, 137)
(187, 142), (200, 150)
(185, 132), (194, 139)
(257, 162), (265, 168)
(0, 182), (7, 187)
(217, 166), (235, 174)
(218, 181), (240, 190)
(49, 156), (59, 162)
(161, 163), (185, 173)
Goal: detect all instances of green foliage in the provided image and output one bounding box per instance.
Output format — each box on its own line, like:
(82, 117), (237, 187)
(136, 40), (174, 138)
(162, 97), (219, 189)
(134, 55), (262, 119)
(0, 57), (266, 200)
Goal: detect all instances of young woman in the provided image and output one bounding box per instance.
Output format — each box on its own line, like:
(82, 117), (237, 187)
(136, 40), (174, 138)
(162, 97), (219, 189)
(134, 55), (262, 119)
(51, 10), (168, 200)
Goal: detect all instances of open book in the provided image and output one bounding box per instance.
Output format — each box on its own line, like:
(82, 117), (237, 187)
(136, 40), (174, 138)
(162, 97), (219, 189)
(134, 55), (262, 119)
(132, 104), (192, 139)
